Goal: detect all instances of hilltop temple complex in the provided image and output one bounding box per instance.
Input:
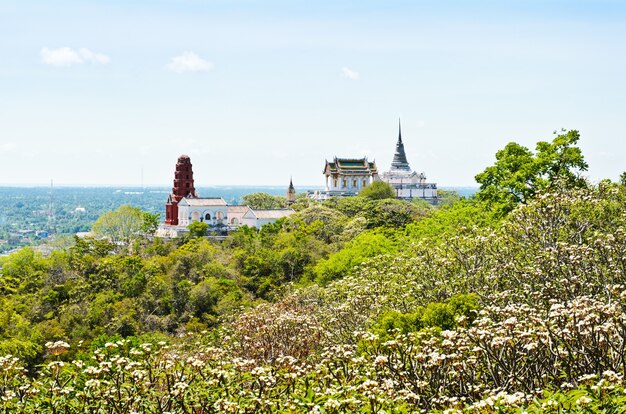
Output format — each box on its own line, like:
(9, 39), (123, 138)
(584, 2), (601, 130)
(310, 121), (437, 202)
(158, 155), (294, 237)
(159, 119), (437, 237)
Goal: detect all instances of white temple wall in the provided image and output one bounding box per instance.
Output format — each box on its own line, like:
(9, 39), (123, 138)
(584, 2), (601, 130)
(325, 174), (373, 192)
(396, 188), (438, 199)
(178, 205), (229, 226)
(227, 208), (250, 226)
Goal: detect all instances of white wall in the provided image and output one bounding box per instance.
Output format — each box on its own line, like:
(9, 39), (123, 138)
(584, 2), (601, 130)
(178, 205), (229, 226)
(325, 174), (372, 192)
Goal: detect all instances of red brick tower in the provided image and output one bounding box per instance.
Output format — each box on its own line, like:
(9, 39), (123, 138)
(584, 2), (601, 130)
(165, 154), (198, 225)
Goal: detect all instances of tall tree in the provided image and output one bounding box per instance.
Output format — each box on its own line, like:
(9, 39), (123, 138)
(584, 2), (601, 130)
(92, 205), (146, 245)
(475, 129), (588, 215)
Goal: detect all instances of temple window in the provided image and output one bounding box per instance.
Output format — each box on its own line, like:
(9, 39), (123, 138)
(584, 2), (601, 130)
(353, 179), (357, 187)
(342, 179), (347, 188)
(205, 213), (211, 220)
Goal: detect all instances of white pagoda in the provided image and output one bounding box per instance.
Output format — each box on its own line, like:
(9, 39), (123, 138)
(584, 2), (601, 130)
(380, 120), (438, 202)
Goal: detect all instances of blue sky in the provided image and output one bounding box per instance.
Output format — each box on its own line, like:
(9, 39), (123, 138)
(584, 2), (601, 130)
(1, 0), (625, 187)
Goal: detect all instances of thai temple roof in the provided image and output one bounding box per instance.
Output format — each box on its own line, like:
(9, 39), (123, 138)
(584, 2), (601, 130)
(228, 205), (251, 213)
(390, 119), (411, 172)
(324, 157), (378, 175)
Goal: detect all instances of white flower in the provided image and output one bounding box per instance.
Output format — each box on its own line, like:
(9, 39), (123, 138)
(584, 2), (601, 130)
(374, 355), (388, 366)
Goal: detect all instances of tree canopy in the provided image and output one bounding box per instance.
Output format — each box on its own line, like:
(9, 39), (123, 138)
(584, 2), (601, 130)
(358, 180), (396, 200)
(92, 205), (152, 245)
(241, 193), (286, 209)
(187, 221), (208, 238)
(475, 129), (588, 214)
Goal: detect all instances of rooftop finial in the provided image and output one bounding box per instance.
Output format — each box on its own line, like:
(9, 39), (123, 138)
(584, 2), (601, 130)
(398, 118), (402, 144)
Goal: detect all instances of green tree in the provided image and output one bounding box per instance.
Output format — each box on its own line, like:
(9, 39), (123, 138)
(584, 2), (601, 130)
(363, 199), (429, 229)
(325, 196), (371, 217)
(187, 221), (208, 238)
(0, 247), (48, 294)
(436, 189), (462, 207)
(314, 230), (398, 284)
(141, 212), (160, 236)
(92, 205), (145, 246)
(242, 193), (286, 209)
(359, 180), (396, 200)
(284, 204), (347, 243)
(405, 199), (500, 240)
(475, 129), (588, 215)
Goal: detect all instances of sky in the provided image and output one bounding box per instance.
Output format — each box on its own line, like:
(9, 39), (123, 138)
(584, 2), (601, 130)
(1, 0), (625, 187)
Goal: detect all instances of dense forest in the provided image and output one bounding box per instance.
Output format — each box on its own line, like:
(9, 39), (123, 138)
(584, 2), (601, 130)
(2, 130), (626, 412)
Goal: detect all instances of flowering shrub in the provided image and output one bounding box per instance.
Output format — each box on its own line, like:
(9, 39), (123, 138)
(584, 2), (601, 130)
(3, 185), (626, 412)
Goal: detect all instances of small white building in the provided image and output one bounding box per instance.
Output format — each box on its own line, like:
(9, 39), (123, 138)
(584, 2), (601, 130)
(242, 209), (295, 229)
(158, 154), (296, 237)
(157, 198), (295, 236)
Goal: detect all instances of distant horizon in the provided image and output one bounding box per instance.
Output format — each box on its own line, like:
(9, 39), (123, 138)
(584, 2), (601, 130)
(0, 183), (480, 189)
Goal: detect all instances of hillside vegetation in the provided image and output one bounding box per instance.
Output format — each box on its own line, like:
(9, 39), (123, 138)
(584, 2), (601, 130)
(2, 130), (626, 412)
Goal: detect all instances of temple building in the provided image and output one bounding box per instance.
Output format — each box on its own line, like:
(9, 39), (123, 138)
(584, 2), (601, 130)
(158, 155), (295, 237)
(309, 157), (378, 200)
(380, 120), (438, 202)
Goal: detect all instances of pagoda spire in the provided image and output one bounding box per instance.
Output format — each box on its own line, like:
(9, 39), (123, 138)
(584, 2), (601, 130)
(165, 154), (198, 225)
(390, 118), (411, 172)
(287, 176), (296, 205)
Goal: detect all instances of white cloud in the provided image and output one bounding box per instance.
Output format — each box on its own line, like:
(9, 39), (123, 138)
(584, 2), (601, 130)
(41, 47), (82, 66)
(0, 143), (17, 154)
(78, 48), (110, 64)
(166, 52), (213, 74)
(341, 67), (360, 80)
(40, 47), (110, 67)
